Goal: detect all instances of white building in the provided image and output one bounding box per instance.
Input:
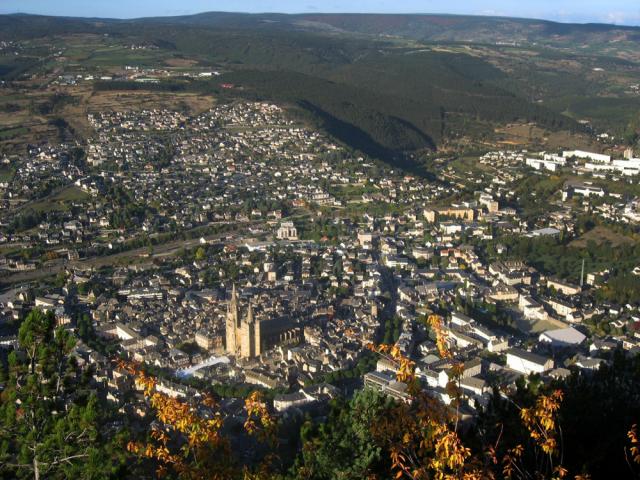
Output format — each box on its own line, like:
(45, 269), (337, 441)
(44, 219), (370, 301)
(573, 184), (605, 198)
(506, 348), (554, 375)
(624, 198), (640, 223)
(519, 295), (547, 321)
(478, 193), (500, 212)
(526, 158), (564, 172)
(276, 221), (298, 240)
(539, 327), (586, 348)
(563, 150), (611, 163)
(583, 158), (640, 176)
(357, 231), (376, 249)
(547, 278), (581, 296)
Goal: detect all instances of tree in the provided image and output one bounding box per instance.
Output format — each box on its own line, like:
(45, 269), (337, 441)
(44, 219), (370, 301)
(0, 309), (125, 480)
(362, 317), (584, 480)
(76, 313), (93, 342)
(18, 309), (55, 375)
(195, 247), (207, 262)
(290, 388), (393, 479)
(122, 362), (278, 479)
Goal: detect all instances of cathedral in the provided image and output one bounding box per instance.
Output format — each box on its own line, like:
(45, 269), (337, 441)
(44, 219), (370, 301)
(225, 285), (301, 359)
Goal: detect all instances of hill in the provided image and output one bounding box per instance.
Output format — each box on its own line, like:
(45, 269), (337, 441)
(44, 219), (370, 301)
(134, 12), (640, 55)
(292, 13), (640, 47)
(1, 12), (638, 167)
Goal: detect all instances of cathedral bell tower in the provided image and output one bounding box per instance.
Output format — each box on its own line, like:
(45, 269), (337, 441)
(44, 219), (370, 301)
(240, 303), (258, 358)
(225, 284), (241, 356)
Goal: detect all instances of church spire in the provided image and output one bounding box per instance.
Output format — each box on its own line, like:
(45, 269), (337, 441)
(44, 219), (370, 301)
(225, 284), (241, 356)
(228, 283), (238, 311)
(227, 283), (240, 328)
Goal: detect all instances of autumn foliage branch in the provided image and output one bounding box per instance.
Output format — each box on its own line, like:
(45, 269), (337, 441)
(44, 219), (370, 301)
(366, 314), (583, 480)
(118, 361), (277, 480)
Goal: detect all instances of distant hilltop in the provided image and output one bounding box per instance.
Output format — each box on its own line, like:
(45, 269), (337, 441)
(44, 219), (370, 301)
(1, 11), (640, 47)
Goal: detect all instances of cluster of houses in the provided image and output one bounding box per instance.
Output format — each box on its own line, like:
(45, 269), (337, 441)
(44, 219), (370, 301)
(0, 102), (462, 272)
(2, 201), (638, 417)
(481, 148), (640, 225)
(1, 102), (640, 423)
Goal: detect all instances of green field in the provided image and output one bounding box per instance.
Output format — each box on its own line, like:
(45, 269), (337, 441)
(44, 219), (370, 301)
(569, 226), (637, 249)
(84, 46), (171, 68)
(18, 185), (91, 214)
(0, 126), (27, 140)
(0, 166), (15, 182)
(50, 185), (91, 202)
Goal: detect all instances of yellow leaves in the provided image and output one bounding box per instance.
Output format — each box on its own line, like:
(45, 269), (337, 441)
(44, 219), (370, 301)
(462, 472), (485, 480)
(116, 359), (137, 375)
(150, 426), (170, 446)
(390, 447), (413, 479)
(541, 438), (558, 455)
(428, 315), (452, 360)
(449, 362), (464, 378)
(628, 424), (640, 465)
(118, 360), (242, 478)
(431, 429), (471, 471)
(202, 394), (218, 409)
(541, 389), (563, 414)
(503, 389), (569, 478)
(368, 342), (417, 393)
(520, 389), (563, 456)
(133, 370), (157, 398)
(244, 391), (277, 446)
(368, 340), (573, 480)
(553, 465), (568, 479)
(502, 445), (528, 479)
(502, 455), (515, 478)
(510, 444), (524, 458)
(369, 339), (482, 480)
(625, 423), (640, 474)
(155, 464), (168, 478)
(126, 441), (141, 454)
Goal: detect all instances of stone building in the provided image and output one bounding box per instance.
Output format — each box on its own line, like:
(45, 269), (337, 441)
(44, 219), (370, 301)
(276, 221), (298, 240)
(225, 285), (302, 358)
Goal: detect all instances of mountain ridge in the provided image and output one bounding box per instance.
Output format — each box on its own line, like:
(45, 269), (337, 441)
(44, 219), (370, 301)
(2, 11), (640, 42)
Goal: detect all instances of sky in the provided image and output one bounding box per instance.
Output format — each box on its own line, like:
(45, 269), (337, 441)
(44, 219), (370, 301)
(1, 0), (640, 26)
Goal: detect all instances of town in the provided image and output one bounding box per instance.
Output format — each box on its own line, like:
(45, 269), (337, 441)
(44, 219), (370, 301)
(1, 100), (639, 424)
(3, 4), (640, 477)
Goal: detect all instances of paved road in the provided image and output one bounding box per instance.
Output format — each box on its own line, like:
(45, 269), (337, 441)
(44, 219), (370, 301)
(0, 225), (246, 288)
(0, 212), (311, 289)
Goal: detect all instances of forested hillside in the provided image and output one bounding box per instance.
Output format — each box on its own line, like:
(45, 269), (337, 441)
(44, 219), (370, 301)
(0, 11), (638, 163)
(0, 12), (600, 167)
